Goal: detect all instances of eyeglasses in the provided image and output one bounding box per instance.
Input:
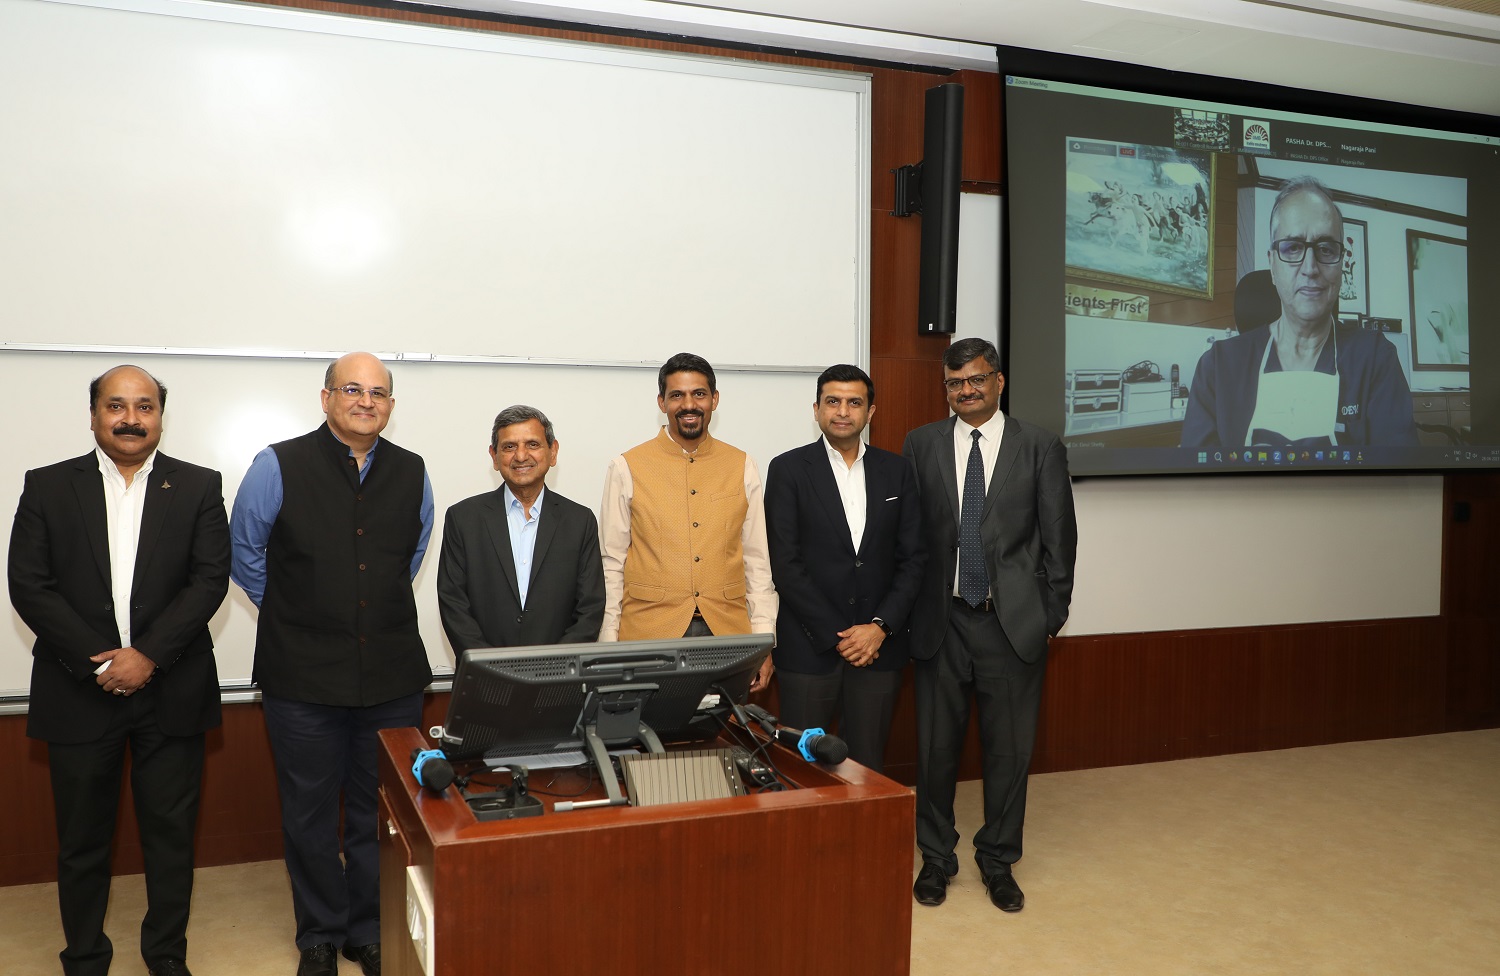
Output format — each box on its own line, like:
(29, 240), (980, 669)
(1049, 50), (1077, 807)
(943, 371), (997, 393)
(328, 385), (392, 403)
(1271, 238), (1345, 265)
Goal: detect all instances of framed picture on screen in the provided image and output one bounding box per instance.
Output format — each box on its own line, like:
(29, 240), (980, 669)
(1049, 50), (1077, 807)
(1063, 138), (1216, 300)
(1408, 231), (1469, 371)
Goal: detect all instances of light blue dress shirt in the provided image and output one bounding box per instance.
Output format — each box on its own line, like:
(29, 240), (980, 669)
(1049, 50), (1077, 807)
(505, 484), (545, 608)
(229, 433), (435, 607)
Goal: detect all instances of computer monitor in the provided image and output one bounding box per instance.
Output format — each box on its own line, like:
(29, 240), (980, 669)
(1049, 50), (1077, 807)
(437, 633), (773, 765)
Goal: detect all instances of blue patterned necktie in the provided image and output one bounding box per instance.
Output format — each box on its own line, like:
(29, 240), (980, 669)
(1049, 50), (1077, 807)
(959, 429), (989, 607)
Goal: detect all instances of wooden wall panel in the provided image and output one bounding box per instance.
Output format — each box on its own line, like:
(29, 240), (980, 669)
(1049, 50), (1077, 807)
(0, 718), (57, 885)
(953, 69), (1001, 189)
(0, 695), (451, 887)
(869, 67), (951, 365)
(868, 357), (949, 454)
(1445, 473), (1500, 729)
(867, 64), (959, 452)
(877, 614), (1453, 786)
(1025, 616), (1444, 776)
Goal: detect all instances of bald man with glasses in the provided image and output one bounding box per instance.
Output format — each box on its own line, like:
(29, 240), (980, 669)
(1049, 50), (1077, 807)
(230, 352), (434, 976)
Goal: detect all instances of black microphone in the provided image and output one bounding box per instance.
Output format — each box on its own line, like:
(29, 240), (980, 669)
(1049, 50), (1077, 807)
(774, 726), (849, 764)
(410, 748), (455, 793)
(742, 704), (849, 764)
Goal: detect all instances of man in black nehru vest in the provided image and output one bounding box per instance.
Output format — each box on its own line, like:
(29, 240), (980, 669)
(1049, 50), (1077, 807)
(230, 352), (434, 976)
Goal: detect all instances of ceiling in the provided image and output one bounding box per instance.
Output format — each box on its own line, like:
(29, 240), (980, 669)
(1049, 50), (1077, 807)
(418, 0), (1500, 115)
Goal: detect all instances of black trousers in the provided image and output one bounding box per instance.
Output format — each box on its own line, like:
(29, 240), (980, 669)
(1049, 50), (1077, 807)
(262, 692), (423, 950)
(914, 601), (1045, 876)
(47, 689), (205, 976)
(776, 664), (903, 774)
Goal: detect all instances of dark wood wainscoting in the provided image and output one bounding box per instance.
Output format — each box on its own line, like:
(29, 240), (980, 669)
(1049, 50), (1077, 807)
(0, 695), (451, 888)
(1444, 472), (1500, 731)
(879, 615), (1451, 785)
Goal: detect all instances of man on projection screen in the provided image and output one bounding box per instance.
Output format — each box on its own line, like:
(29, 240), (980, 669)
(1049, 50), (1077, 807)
(1181, 177), (1418, 450)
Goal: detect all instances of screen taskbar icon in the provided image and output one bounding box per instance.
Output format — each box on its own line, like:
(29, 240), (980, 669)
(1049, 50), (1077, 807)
(1174, 447), (1390, 466)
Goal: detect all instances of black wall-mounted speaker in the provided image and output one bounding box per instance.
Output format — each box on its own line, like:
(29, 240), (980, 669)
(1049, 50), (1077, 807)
(918, 83), (965, 335)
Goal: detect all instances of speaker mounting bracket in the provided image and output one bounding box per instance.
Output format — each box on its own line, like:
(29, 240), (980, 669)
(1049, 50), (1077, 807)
(890, 162), (924, 217)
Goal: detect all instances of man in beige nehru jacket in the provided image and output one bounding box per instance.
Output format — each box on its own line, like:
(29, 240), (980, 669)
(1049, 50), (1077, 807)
(598, 352), (776, 692)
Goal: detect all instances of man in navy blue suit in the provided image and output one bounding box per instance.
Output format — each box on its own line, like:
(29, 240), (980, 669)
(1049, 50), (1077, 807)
(765, 364), (925, 773)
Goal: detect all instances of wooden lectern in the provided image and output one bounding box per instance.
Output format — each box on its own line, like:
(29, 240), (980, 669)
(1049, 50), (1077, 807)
(377, 726), (914, 975)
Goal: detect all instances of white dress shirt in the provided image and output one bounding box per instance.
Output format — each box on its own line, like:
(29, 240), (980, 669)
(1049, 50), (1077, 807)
(96, 446), (157, 647)
(823, 435), (867, 553)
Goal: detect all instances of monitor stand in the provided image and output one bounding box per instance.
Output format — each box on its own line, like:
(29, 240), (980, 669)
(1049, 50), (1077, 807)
(579, 683), (664, 806)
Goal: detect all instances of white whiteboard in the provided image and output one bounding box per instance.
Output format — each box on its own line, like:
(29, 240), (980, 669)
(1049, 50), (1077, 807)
(0, 0), (870, 369)
(959, 192), (1444, 636)
(0, 0), (871, 696)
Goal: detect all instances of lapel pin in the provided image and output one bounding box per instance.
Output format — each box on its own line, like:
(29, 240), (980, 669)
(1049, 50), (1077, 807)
(160, 480), (172, 489)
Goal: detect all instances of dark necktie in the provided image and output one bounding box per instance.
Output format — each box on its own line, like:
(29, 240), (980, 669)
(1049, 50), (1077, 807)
(959, 429), (989, 607)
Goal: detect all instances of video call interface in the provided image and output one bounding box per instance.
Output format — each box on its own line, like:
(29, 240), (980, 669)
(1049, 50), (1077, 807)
(1001, 70), (1500, 476)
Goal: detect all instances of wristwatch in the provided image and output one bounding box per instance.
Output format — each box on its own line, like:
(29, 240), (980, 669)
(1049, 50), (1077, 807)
(871, 617), (893, 637)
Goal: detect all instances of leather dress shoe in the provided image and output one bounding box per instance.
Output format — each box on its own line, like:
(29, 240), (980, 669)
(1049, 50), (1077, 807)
(978, 863), (1025, 912)
(147, 961), (193, 976)
(912, 862), (956, 907)
(343, 942), (381, 976)
(296, 943), (338, 976)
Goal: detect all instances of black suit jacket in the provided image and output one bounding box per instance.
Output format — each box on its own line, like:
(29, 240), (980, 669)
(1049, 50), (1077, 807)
(765, 440), (926, 673)
(8, 452), (231, 743)
(436, 487), (605, 651)
(902, 416), (1077, 664)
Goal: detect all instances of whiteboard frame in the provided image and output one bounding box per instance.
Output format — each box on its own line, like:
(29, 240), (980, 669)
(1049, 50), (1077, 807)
(0, 342), (845, 373)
